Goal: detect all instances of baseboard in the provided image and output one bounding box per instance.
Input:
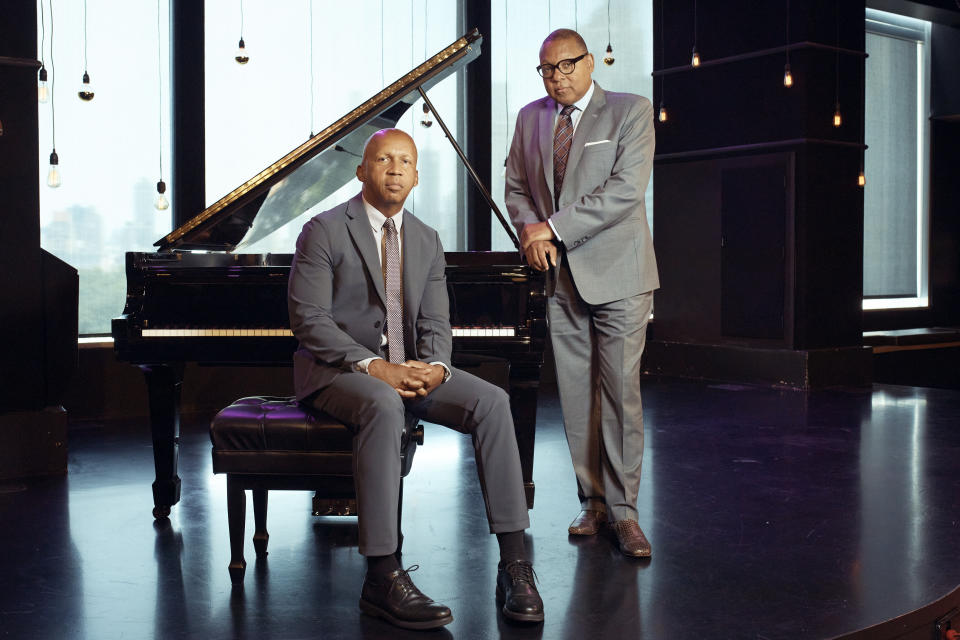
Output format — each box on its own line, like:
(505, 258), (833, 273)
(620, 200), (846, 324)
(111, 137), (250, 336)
(643, 340), (873, 389)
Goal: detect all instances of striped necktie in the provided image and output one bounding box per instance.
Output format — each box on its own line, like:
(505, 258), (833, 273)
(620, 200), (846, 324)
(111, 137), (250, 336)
(553, 104), (577, 206)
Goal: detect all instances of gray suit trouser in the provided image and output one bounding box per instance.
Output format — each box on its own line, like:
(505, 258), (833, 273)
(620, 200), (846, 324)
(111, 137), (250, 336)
(308, 367), (530, 556)
(548, 263), (654, 522)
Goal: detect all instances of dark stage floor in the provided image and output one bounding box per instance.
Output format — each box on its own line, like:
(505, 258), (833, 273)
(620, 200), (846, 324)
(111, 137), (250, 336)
(2, 378), (960, 640)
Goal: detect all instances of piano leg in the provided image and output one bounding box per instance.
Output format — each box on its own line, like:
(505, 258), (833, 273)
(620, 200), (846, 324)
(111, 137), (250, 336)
(509, 363), (542, 510)
(140, 363), (184, 519)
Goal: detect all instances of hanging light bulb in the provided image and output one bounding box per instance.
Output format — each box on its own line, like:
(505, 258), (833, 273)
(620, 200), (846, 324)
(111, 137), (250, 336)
(783, 63), (793, 87)
(38, 66), (50, 103)
(691, 46), (700, 67)
(858, 169), (865, 187)
(47, 149), (61, 188)
(154, 180), (170, 210)
(235, 38), (249, 64)
(420, 102), (433, 128)
(833, 103), (842, 128)
(658, 102), (668, 123)
(603, 43), (615, 66)
(603, 0), (615, 66)
(77, 71), (95, 101)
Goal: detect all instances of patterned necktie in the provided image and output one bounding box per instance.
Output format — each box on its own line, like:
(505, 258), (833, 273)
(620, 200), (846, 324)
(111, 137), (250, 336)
(553, 104), (577, 205)
(382, 217), (405, 364)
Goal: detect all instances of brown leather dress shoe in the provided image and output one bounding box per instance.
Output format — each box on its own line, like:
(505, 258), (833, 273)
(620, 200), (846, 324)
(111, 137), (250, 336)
(568, 509), (606, 535)
(612, 519), (652, 557)
(359, 565), (454, 630)
(496, 560), (544, 623)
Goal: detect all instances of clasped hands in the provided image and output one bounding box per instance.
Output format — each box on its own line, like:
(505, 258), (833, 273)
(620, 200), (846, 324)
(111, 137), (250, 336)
(520, 221), (559, 272)
(368, 359), (445, 398)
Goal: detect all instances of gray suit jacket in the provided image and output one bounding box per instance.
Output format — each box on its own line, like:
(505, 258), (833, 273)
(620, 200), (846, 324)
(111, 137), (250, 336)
(505, 83), (659, 305)
(287, 193), (452, 400)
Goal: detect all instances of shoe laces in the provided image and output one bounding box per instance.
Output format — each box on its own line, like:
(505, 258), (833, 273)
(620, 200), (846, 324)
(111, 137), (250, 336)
(394, 564), (419, 584)
(390, 565), (422, 596)
(502, 560), (537, 586)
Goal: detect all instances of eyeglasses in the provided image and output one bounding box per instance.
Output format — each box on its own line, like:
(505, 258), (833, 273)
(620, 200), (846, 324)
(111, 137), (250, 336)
(536, 53), (588, 79)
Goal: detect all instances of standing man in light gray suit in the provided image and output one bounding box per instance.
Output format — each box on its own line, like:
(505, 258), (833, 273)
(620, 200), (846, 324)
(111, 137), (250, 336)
(288, 129), (543, 629)
(505, 29), (659, 557)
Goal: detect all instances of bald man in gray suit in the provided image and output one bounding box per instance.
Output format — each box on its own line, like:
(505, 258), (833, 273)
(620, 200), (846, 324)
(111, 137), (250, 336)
(289, 129), (543, 628)
(505, 29), (658, 557)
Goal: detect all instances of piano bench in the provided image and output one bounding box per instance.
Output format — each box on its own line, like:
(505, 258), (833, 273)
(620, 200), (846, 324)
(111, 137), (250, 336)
(209, 395), (423, 585)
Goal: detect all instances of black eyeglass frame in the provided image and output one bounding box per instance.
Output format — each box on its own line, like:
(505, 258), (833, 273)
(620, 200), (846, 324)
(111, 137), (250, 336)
(536, 53), (589, 78)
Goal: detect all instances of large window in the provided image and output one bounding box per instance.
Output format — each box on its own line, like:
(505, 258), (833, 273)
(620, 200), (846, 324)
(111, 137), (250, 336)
(204, 0), (462, 254)
(37, 0), (172, 335)
(490, 0), (654, 251)
(863, 9), (931, 310)
(40, 1), (655, 335)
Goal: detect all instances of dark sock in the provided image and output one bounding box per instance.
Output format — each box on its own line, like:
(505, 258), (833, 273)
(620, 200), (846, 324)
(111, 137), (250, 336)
(496, 530), (526, 567)
(366, 553), (401, 579)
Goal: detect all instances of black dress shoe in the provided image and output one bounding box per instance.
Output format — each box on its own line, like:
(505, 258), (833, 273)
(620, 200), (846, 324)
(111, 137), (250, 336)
(496, 560), (544, 623)
(359, 565), (453, 630)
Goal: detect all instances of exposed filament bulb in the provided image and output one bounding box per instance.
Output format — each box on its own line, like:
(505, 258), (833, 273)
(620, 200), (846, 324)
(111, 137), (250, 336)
(420, 102), (433, 128)
(235, 38), (249, 64)
(603, 44), (615, 66)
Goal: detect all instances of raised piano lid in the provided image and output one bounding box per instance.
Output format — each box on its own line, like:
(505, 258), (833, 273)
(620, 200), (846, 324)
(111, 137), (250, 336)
(155, 29), (482, 253)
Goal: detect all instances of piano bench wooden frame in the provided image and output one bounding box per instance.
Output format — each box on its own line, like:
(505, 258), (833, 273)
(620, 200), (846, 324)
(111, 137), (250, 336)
(209, 396), (422, 585)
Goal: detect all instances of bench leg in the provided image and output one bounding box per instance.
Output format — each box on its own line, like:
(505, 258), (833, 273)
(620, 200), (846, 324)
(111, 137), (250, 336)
(226, 475), (247, 585)
(252, 489), (269, 558)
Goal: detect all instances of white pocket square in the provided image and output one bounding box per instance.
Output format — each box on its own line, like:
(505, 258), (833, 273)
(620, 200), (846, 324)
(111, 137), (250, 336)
(583, 139), (610, 147)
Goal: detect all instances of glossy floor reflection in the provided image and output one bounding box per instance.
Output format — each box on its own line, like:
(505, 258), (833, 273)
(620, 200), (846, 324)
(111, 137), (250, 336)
(2, 379), (960, 639)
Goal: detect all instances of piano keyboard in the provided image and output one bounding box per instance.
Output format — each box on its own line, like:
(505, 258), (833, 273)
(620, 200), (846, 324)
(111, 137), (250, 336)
(141, 327), (517, 338)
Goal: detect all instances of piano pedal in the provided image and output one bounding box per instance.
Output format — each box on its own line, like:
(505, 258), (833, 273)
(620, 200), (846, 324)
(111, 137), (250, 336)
(312, 497), (357, 517)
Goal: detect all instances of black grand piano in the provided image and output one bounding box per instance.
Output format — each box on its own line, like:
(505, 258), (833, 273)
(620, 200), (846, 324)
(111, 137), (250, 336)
(112, 30), (546, 519)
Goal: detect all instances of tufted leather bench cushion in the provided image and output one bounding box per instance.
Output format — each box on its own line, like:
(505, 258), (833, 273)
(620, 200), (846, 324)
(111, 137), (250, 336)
(210, 396), (356, 477)
(210, 395), (420, 478)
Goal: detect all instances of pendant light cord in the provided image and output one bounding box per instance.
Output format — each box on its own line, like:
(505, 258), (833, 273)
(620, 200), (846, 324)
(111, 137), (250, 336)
(39, 0), (46, 68)
(309, 0), (315, 136)
(50, 0), (56, 147)
(835, 2), (840, 104)
(157, 0), (164, 180)
(82, 0), (89, 73)
(693, 0), (697, 49)
(380, 0), (384, 88)
(607, 0), (612, 45)
(659, 0), (665, 104)
(785, 0), (791, 65)
(504, 0), (510, 160)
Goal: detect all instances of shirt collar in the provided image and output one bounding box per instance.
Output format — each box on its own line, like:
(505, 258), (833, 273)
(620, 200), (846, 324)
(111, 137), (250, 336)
(556, 81), (595, 115)
(361, 194), (404, 233)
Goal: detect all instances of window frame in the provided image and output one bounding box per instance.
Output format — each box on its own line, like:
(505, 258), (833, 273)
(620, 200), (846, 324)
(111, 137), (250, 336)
(862, 9), (932, 311)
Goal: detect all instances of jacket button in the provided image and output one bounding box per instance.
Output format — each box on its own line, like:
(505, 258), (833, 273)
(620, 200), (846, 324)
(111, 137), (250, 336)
(374, 321), (381, 328)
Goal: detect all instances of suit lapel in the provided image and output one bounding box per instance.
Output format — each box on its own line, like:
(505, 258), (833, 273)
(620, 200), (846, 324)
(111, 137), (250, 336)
(538, 98), (557, 201)
(401, 213), (424, 324)
(344, 195), (387, 308)
(563, 85), (606, 185)
(401, 212), (429, 358)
